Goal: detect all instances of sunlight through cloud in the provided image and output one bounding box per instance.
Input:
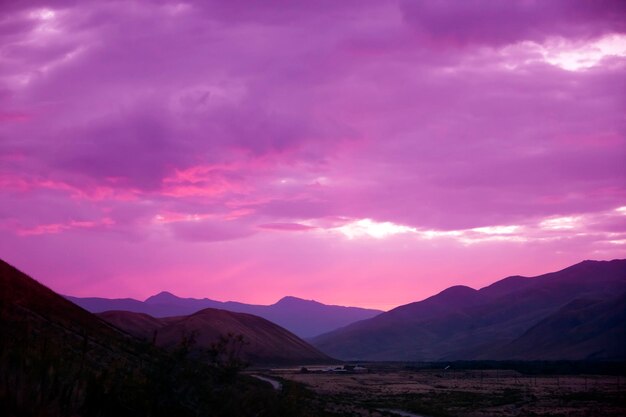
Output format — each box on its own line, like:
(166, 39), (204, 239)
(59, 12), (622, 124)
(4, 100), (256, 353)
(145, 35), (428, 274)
(336, 219), (417, 239)
(471, 225), (520, 235)
(540, 34), (626, 71)
(30, 8), (56, 20)
(540, 216), (581, 230)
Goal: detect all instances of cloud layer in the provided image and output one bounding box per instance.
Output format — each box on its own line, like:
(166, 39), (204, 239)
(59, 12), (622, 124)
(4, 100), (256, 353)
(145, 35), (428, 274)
(1, 0), (625, 309)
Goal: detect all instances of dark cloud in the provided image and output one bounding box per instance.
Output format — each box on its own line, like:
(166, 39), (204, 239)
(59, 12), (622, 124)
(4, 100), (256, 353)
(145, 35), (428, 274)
(401, 0), (626, 46)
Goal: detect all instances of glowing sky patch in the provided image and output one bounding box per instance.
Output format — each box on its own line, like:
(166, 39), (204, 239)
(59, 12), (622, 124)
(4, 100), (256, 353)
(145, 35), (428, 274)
(336, 219), (418, 239)
(31, 8), (56, 21)
(540, 216), (581, 230)
(540, 34), (626, 71)
(471, 225), (521, 235)
(415, 229), (464, 240)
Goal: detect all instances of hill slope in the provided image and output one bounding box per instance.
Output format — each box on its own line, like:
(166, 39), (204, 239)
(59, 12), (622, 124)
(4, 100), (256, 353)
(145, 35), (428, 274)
(99, 308), (334, 365)
(0, 259), (193, 415)
(489, 293), (626, 360)
(0, 258), (142, 366)
(312, 259), (626, 361)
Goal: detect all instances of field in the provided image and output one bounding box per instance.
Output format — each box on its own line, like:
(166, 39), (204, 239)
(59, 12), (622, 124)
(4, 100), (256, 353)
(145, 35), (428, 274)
(262, 364), (626, 417)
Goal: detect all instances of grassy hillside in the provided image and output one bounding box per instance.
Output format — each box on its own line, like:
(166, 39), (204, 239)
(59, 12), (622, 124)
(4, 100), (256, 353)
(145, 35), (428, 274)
(99, 308), (334, 365)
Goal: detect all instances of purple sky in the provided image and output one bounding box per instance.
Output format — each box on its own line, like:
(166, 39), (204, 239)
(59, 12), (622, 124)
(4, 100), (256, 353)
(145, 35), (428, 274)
(1, 0), (625, 310)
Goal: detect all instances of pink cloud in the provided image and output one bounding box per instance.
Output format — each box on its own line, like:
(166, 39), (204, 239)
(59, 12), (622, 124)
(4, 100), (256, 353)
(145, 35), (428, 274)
(10, 217), (115, 236)
(0, 112), (30, 122)
(401, 0), (626, 47)
(169, 218), (255, 242)
(258, 223), (317, 231)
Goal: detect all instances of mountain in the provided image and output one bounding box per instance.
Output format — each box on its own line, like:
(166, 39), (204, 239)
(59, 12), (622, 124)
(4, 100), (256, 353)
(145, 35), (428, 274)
(0, 258), (337, 417)
(67, 292), (382, 338)
(99, 309), (334, 365)
(311, 259), (626, 361)
(490, 293), (626, 360)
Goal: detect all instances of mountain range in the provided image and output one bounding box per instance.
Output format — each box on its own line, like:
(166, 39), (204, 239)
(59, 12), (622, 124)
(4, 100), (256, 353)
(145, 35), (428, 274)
(311, 259), (626, 361)
(66, 292), (382, 338)
(3, 256), (625, 367)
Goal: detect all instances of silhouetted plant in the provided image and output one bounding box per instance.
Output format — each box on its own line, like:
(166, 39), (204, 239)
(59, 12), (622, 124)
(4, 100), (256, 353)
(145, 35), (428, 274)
(206, 332), (250, 381)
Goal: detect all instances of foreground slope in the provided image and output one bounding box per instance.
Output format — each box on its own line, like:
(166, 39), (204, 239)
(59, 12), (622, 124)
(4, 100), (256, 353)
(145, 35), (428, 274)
(99, 308), (334, 365)
(0, 259), (167, 415)
(68, 292), (382, 338)
(312, 259), (626, 361)
(0, 259), (140, 366)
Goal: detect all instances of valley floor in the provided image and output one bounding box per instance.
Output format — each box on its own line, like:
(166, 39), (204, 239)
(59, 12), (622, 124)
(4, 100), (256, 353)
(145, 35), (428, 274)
(263, 366), (626, 417)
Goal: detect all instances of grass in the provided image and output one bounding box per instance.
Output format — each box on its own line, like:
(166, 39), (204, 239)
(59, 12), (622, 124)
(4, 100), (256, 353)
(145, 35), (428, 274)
(273, 367), (626, 417)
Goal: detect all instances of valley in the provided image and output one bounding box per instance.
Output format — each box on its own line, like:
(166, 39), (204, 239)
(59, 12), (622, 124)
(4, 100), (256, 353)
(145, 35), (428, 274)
(2, 257), (625, 416)
(261, 364), (626, 417)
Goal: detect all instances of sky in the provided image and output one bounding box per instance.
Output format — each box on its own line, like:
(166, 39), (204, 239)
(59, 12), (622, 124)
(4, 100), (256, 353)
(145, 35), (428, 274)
(1, 0), (625, 310)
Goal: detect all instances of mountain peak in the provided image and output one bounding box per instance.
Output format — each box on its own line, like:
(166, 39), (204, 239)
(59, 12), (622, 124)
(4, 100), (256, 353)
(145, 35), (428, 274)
(275, 295), (318, 305)
(426, 285), (480, 305)
(144, 291), (180, 303)
(438, 285), (476, 296)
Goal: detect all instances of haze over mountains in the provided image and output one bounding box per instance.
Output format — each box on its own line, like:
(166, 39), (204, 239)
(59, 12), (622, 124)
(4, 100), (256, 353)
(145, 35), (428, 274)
(312, 259), (626, 361)
(67, 292), (382, 338)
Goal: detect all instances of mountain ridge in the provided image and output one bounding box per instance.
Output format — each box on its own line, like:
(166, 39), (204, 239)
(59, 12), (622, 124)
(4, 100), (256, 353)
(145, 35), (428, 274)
(312, 259), (626, 361)
(67, 292), (383, 338)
